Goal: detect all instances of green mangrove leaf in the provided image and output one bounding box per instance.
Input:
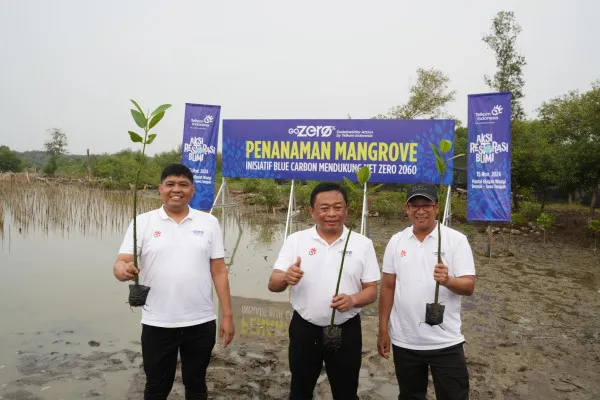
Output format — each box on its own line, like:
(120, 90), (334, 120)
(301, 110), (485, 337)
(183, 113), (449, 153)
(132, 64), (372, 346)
(344, 176), (357, 192)
(357, 166), (371, 186)
(446, 154), (465, 163)
(440, 139), (452, 154)
(130, 99), (144, 115)
(146, 134), (157, 144)
(429, 142), (442, 162)
(151, 104), (172, 117)
(128, 131), (143, 143)
(148, 112), (165, 129)
(436, 158), (446, 177)
(131, 109), (147, 129)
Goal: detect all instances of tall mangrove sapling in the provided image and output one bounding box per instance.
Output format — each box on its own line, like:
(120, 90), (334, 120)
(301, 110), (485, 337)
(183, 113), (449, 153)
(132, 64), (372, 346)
(127, 99), (171, 307)
(323, 166), (381, 350)
(425, 139), (463, 326)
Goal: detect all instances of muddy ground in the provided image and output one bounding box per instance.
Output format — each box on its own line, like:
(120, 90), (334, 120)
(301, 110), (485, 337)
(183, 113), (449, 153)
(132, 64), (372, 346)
(2, 208), (599, 399)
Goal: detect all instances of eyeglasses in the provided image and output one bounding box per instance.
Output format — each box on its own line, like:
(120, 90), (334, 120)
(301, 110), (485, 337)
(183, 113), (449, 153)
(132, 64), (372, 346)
(407, 203), (436, 212)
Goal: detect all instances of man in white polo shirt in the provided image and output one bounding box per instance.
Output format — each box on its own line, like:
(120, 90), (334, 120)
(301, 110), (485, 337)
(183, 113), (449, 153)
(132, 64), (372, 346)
(268, 182), (380, 400)
(113, 163), (234, 400)
(378, 182), (475, 400)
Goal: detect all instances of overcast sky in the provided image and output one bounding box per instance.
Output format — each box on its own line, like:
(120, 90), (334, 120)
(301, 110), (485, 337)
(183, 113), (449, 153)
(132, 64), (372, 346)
(0, 0), (598, 156)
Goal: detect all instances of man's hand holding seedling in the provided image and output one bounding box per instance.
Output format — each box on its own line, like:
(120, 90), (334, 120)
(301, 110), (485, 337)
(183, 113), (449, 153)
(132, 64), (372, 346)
(433, 263), (450, 286)
(433, 263), (475, 296)
(330, 294), (355, 313)
(114, 258), (139, 282)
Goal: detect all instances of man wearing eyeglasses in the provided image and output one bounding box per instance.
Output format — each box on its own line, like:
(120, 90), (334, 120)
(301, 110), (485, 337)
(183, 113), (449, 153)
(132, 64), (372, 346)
(377, 182), (475, 400)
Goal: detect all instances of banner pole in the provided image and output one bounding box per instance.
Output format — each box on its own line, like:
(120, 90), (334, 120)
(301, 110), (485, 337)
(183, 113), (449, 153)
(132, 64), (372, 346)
(284, 180), (296, 240)
(442, 185), (452, 226)
(210, 178), (225, 214)
(488, 223), (493, 257)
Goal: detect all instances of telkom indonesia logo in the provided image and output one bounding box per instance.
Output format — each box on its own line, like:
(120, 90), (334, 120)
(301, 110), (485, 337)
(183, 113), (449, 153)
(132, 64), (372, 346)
(288, 125), (335, 138)
(491, 105), (503, 116)
(191, 115), (213, 128)
(475, 105), (504, 122)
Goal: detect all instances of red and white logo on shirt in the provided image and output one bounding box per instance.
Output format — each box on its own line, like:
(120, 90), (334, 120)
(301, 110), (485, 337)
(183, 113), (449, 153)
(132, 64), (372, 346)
(400, 249), (407, 257)
(308, 247), (317, 256)
(153, 230), (161, 238)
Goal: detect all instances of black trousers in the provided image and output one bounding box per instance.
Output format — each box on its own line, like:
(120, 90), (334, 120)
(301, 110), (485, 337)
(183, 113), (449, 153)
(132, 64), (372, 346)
(288, 311), (362, 400)
(141, 321), (216, 400)
(392, 342), (469, 400)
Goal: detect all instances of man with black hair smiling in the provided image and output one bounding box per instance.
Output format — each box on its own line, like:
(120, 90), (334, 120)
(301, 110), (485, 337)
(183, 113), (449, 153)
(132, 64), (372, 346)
(113, 163), (234, 400)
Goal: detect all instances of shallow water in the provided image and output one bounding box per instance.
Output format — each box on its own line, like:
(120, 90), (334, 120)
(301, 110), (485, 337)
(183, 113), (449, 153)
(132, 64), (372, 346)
(3, 184), (599, 399)
(0, 184), (296, 399)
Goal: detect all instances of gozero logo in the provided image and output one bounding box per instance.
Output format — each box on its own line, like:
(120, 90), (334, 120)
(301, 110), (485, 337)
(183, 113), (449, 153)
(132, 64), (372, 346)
(288, 125), (335, 138)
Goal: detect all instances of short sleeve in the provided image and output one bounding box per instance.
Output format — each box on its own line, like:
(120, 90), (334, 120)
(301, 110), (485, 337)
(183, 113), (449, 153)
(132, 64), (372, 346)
(273, 234), (297, 271)
(381, 234), (399, 275)
(360, 239), (381, 282)
(210, 217), (225, 259)
(119, 218), (143, 255)
(451, 234), (476, 277)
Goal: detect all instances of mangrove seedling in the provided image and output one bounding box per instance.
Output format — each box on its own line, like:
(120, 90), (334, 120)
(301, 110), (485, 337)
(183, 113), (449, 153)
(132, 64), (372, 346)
(322, 226), (352, 351)
(127, 99), (171, 307)
(425, 139), (463, 326)
(536, 212), (555, 245)
(588, 219), (600, 255)
(323, 166), (379, 350)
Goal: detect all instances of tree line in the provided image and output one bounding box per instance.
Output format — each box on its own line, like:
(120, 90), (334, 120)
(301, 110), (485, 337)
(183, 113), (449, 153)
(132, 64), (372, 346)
(1, 11), (598, 215)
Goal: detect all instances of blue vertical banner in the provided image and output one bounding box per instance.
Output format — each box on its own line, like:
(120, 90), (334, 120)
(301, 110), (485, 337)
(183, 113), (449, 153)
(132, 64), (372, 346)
(181, 103), (220, 210)
(467, 93), (512, 221)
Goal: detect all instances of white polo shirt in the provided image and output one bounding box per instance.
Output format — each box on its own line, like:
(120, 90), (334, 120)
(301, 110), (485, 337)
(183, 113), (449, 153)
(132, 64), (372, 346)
(382, 223), (475, 350)
(274, 225), (380, 327)
(119, 206), (225, 328)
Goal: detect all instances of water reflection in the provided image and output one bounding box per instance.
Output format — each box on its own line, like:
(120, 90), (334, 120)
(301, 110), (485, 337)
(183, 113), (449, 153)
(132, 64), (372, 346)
(0, 182), (297, 300)
(211, 206), (300, 301)
(0, 181), (302, 398)
(0, 182), (162, 240)
(232, 296), (292, 340)
(0, 182), (404, 399)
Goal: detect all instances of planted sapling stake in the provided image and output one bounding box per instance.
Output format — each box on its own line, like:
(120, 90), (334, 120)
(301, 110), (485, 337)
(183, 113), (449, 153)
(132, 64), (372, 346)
(127, 99), (171, 307)
(322, 227), (352, 351)
(536, 212), (556, 245)
(323, 166), (380, 350)
(587, 219), (600, 255)
(425, 140), (463, 326)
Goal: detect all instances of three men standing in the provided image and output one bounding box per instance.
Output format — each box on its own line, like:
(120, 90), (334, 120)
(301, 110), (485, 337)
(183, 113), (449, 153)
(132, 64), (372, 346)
(114, 169), (474, 400)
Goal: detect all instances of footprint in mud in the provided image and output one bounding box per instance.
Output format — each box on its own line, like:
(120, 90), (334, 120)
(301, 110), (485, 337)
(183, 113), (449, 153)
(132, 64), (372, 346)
(1, 347), (142, 399)
(0, 389), (43, 400)
(211, 346), (279, 371)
